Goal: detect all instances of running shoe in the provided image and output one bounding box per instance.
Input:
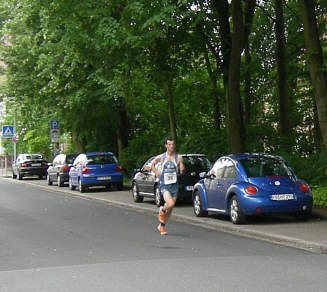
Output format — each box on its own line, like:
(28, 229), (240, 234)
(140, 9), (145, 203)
(157, 224), (167, 235)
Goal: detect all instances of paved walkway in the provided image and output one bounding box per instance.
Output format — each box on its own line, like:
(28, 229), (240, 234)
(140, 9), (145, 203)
(2, 177), (327, 254)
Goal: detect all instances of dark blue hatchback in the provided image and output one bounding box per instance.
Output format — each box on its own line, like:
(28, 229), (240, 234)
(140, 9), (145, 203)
(192, 153), (313, 224)
(68, 152), (123, 192)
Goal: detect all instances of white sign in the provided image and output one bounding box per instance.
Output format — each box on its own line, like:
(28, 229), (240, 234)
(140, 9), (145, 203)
(50, 129), (59, 143)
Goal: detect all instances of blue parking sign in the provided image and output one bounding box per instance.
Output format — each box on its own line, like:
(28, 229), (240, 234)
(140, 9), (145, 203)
(50, 120), (59, 130)
(2, 125), (14, 138)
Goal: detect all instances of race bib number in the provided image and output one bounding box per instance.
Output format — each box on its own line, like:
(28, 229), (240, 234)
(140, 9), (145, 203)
(164, 172), (177, 184)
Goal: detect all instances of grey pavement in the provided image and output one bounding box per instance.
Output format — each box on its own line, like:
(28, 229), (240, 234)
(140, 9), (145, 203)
(2, 177), (327, 254)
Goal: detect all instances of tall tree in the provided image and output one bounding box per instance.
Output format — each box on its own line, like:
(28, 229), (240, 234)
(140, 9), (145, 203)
(299, 0), (327, 150)
(274, 0), (292, 149)
(226, 0), (256, 153)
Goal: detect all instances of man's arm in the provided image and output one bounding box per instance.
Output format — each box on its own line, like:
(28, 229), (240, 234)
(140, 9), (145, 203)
(151, 155), (162, 178)
(178, 155), (185, 174)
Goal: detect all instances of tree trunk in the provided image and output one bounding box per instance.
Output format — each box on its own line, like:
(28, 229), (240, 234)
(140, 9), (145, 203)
(226, 0), (255, 153)
(72, 131), (85, 153)
(244, 42), (251, 125)
(299, 0), (327, 150)
(116, 105), (129, 162)
(274, 0), (292, 150)
(204, 49), (221, 130)
(211, 0), (231, 91)
(166, 79), (177, 142)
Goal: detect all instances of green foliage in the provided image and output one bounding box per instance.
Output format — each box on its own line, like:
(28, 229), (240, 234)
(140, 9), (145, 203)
(282, 152), (327, 186)
(312, 187), (327, 208)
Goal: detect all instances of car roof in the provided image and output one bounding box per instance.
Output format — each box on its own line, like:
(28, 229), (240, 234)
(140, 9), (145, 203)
(180, 154), (206, 157)
(84, 152), (114, 156)
(223, 153), (283, 161)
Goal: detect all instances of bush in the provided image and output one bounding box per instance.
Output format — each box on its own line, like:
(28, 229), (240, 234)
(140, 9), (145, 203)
(312, 186), (327, 208)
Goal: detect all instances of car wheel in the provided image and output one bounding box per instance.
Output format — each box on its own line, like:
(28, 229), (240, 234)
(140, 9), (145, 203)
(18, 172), (23, 180)
(116, 182), (123, 191)
(295, 209), (312, 221)
(132, 182), (143, 203)
(47, 175), (53, 185)
(69, 178), (75, 190)
(154, 185), (164, 207)
(57, 175), (64, 187)
(193, 191), (208, 217)
(229, 195), (246, 224)
(78, 179), (85, 193)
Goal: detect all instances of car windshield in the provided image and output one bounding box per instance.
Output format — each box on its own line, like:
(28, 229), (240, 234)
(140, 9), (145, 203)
(239, 157), (293, 178)
(86, 154), (117, 165)
(183, 156), (212, 171)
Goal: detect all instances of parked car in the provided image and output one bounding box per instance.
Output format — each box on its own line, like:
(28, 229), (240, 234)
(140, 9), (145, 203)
(131, 154), (212, 206)
(47, 153), (79, 187)
(12, 153), (48, 180)
(192, 153), (313, 224)
(68, 152), (123, 192)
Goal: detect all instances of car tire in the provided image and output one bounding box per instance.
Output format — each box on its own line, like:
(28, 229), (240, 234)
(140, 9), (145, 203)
(78, 179), (85, 193)
(57, 175), (64, 187)
(18, 172), (23, 180)
(193, 191), (208, 217)
(116, 182), (123, 191)
(154, 185), (164, 207)
(229, 195), (246, 224)
(69, 178), (75, 190)
(47, 175), (53, 185)
(132, 182), (143, 203)
(295, 209), (312, 221)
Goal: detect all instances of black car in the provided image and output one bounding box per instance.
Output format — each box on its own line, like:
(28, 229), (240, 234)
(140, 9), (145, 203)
(12, 153), (48, 180)
(47, 153), (78, 187)
(131, 154), (212, 206)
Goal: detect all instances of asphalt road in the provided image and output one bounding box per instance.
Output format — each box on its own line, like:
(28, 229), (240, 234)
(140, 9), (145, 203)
(1, 178), (327, 292)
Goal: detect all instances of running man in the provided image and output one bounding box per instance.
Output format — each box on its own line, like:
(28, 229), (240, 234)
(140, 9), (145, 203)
(151, 138), (185, 235)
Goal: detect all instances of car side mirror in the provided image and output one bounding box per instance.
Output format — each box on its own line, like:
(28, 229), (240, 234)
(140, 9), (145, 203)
(199, 172), (208, 179)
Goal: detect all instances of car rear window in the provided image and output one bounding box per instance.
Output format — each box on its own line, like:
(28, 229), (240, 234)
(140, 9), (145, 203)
(66, 155), (77, 164)
(25, 154), (43, 160)
(239, 157), (293, 178)
(86, 154), (117, 165)
(183, 156), (211, 171)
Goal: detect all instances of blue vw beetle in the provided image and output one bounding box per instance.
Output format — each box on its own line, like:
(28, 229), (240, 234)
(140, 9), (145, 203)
(192, 153), (313, 224)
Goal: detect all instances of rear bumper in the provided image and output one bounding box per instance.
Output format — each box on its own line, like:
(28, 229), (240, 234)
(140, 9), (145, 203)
(240, 194), (313, 215)
(80, 174), (123, 187)
(19, 167), (48, 176)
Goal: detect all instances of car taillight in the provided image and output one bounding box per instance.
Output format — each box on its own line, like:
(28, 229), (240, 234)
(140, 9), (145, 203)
(245, 186), (258, 195)
(82, 166), (89, 174)
(61, 165), (69, 172)
(299, 183), (309, 193)
(115, 165), (122, 172)
(21, 163), (28, 167)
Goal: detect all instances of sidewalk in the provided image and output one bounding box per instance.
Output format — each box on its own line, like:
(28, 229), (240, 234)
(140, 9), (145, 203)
(3, 177), (327, 254)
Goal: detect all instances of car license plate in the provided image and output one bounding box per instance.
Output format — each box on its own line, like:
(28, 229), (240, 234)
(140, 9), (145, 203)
(31, 163), (41, 166)
(185, 186), (194, 191)
(97, 176), (111, 181)
(271, 194), (294, 201)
